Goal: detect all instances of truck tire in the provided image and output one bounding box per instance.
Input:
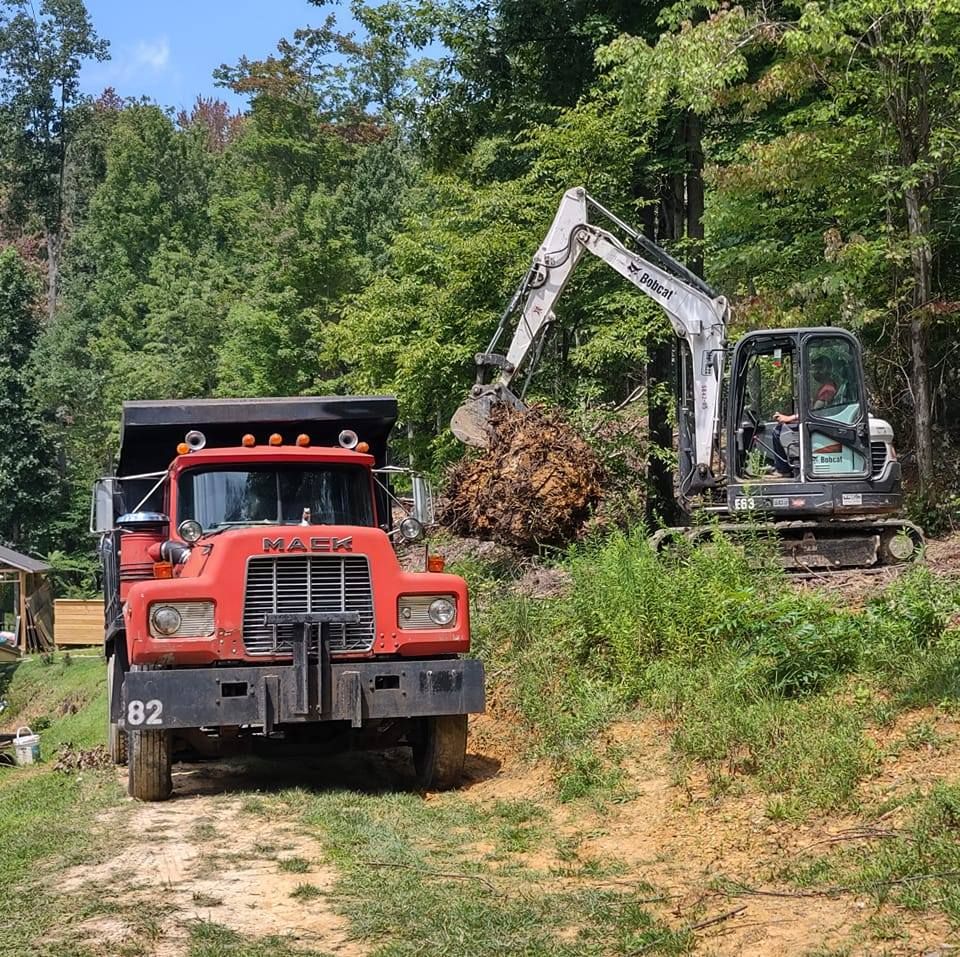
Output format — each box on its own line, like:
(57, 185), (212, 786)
(412, 714), (468, 790)
(128, 728), (172, 801)
(106, 654), (127, 766)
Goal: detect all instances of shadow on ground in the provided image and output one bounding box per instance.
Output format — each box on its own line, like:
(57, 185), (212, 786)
(169, 747), (502, 799)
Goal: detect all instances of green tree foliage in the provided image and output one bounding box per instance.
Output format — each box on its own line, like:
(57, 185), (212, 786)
(0, 0), (958, 554)
(0, 0), (108, 317)
(601, 0), (960, 486)
(0, 248), (62, 548)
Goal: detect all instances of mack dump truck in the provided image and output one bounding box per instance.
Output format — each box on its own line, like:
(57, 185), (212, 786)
(92, 396), (484, 801)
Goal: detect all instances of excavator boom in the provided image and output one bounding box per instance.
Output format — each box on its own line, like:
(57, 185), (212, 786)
(451, 187), (729, 490)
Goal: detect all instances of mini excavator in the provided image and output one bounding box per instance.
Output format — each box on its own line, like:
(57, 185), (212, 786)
(451, 187), (923, 569)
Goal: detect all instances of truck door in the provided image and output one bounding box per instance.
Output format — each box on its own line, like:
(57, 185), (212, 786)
(800, 332), (870, 480)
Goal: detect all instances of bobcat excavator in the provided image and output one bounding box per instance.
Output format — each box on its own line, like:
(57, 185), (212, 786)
(450, 187), (923, 569)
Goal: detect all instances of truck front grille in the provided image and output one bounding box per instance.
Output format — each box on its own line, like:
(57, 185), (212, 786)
(870, 442), (887, 476)
(242, 556), (375, 655)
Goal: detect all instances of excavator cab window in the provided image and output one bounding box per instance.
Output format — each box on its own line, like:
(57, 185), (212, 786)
(801, 334), (869, 478)
(733, 340), (799, 479)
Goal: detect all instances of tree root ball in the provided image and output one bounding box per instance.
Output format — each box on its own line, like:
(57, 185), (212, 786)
(439, 405), (604, 550)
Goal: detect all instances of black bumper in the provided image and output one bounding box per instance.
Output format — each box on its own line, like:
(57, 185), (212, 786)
(121, 658), (485, 731)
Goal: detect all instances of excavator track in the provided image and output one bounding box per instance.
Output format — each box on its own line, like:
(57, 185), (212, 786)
(651, 517), (925, 573)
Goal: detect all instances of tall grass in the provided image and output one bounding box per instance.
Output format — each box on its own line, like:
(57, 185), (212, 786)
(470, 530), (960, 810)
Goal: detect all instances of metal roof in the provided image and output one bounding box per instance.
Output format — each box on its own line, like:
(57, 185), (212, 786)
(0, 544), (50, 574)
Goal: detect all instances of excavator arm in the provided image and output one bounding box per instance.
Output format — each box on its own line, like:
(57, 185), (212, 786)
(451, 187), (730, 489)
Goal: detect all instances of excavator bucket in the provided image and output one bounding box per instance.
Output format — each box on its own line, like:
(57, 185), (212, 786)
(450, 393), (499, 448)
(450, 385), (526, 448)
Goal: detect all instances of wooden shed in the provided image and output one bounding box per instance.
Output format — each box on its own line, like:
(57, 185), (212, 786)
(0, 545), (53, 654)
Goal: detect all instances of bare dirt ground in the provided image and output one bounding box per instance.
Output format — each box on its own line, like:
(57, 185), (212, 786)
(54, 704), (960, 957)
(58, 764), (368, 956)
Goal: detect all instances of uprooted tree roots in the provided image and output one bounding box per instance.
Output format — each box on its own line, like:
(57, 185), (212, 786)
(439, 405), (604, 549)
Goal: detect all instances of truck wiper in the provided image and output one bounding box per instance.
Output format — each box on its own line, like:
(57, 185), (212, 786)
(204, 520), (276, 539)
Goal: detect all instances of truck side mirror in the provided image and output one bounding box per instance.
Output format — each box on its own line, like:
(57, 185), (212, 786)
(412, 475), (435, 526)
(90, 478), (116, 534)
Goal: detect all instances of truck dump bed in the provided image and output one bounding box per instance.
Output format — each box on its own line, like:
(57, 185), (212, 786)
(117, 396), (398, 475)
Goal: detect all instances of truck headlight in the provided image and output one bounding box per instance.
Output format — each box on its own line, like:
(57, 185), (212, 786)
(428, 598), (456, 626)
(398, 595), (457, 629)
(399, 517), (424, 542)
(149, 601), (215, 638)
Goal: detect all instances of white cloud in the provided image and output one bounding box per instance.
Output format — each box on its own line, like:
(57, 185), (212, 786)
(135, 38), (171, 72)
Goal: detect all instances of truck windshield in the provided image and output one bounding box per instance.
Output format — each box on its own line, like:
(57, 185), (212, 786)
(178, 466), (375, 530)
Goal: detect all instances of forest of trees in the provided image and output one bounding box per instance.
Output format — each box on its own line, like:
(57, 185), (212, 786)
(1, 0), (958, 567)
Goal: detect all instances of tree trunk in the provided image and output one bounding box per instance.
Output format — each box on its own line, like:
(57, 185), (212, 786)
(45, 228), (60, 321)
(646, 131), (685, 527)
(903, 183), (934, 486)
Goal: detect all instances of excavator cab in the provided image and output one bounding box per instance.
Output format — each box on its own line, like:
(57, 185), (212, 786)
(722, 328), (921, 566)
(728, 329), (872, 486)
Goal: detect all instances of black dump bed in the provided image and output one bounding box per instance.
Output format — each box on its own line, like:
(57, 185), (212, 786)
(117, 396), (398, 476)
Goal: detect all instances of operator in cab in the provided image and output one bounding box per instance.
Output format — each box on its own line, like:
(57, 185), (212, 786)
(770, 354), (838, 476)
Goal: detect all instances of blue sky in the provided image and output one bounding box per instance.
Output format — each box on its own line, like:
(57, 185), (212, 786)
(79, 1), (337, 112)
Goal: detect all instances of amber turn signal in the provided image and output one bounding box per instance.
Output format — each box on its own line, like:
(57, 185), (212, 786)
(427, 555), (446, 573)
(296, 433), (311, 447)
(153, 562), (174, 580)
(355, 441), (370, 453)
(242, 433), (256, 447)
(269, 433), (283, 446)
(176, 442), (190, 455)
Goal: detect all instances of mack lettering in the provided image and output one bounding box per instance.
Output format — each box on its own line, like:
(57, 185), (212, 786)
(262, 536), (354, 553)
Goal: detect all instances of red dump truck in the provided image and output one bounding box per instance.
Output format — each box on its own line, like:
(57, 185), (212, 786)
(92, 396), (484, 800)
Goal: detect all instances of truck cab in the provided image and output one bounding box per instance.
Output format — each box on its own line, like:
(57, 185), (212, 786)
(93, 396), (484, 800)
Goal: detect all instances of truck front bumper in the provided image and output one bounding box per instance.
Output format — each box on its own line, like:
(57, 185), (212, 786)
(121, 658), (485, 731)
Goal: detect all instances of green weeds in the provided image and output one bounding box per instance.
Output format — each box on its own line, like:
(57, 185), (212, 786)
(471, 530), (960, 810)
(0, 654), (125, 957)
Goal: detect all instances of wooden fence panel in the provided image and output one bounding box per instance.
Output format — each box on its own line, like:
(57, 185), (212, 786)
(54, 599), (104, 648)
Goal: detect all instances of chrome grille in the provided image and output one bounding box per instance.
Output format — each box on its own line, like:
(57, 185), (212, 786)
(242, 556), (375, 655)
(870, 442), (887, 476)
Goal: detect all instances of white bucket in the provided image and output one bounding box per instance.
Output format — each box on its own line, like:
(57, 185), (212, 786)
(14, 727), (40, 766)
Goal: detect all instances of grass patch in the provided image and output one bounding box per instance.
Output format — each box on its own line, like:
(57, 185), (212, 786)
(242, 786), (688, 956)
(0, 654), (126, 956)
(290, 883), (323, 901)
(278, 856), (311, 873)
(188, 920), (333, 956)
(771, 782), (960, 928)
(0, 652), (108, 754)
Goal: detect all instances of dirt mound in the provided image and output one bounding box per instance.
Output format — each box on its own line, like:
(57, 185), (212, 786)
(440, 405), (604, 549)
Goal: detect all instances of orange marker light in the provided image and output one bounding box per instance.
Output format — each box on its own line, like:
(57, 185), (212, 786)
(177, 442), (190, 455)
(296, 434), (311, 447)
(427, 555), (446, 573)
(242, 433), (256, 447)
(355, 441), (370, 453)
(269, 433), (283, 446)
(153, 562), (174, 579)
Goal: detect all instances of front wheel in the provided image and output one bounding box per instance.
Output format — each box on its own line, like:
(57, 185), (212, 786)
(128, 728), (172, 801)
(412, 714), (468, 790)
(106, 654), (127, 766)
